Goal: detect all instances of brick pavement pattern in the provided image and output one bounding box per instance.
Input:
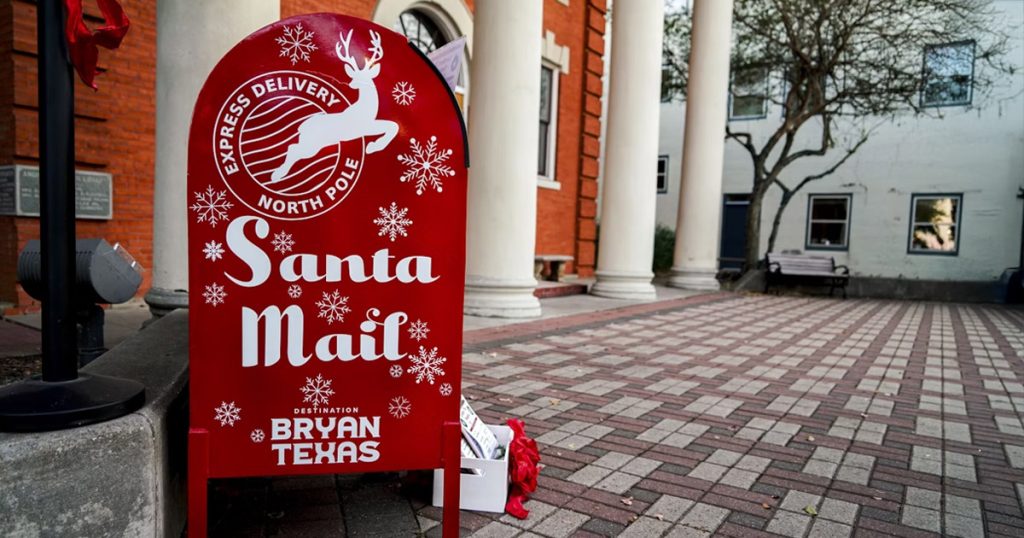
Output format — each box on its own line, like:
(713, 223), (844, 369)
(415, 295), (1024, 537)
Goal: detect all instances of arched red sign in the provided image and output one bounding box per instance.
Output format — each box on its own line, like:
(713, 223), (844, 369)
(186, 13), (467, 536)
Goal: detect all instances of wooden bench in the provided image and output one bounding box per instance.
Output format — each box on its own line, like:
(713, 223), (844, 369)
(534, 255), (573, 282)
(765, 253), (850, 298)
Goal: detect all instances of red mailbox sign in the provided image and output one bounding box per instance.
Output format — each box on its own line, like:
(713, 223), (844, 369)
(186, 13), (467, 535)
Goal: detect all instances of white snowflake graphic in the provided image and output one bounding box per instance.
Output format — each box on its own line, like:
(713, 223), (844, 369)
(276, 23), (317, 65)
(439, 383), (453, 397)
(214, 401), (241, 427)
(389, 364), (403, 378)
(397, 136), (456, 195)
(373, 202), (413, 242)
(300, 374), (335, 408)
(388, 396), (411, 419)
(392, 81), (416, 106)
(407, 346), (447, 385)
(272, 231), (295, 254)
(203, 282), (227, 307)
(408, 319), (430, 341)
(287, 284), (303, 299)
(315, 290), (351, 324)
(250, 429), (265, 443)
(203, 240), (225, 261)
(190, 185), (233, 227)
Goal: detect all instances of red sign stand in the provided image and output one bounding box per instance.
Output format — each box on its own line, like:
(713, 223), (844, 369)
(186, 13), (468, 537)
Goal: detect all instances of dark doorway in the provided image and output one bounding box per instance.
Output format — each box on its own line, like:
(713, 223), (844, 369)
(720, 194), (750, 270)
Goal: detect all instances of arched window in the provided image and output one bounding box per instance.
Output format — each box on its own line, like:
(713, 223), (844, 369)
(393, 9), (468, 107)
(395, 10), (449, 53)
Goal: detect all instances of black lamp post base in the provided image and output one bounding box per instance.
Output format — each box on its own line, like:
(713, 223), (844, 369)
(0, 374), (146, 432)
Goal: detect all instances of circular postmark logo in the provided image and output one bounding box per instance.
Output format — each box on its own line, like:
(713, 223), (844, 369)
(213, 70), (365, 221)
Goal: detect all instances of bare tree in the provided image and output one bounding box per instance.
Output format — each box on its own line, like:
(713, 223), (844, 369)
(663, 0), (1014, 270)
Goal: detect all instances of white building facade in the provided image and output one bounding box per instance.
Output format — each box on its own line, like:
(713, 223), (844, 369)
(658, 0), (1024, 295)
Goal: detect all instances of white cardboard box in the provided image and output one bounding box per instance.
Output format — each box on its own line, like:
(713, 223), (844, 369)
(432, 424), (513, 513)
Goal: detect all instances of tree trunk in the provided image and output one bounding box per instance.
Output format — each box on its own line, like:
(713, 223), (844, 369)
(766, 191), (794, 255)
(744, 186), (766, 271)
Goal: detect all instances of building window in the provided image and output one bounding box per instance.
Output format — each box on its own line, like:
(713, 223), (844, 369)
(922, 41), (974, 107)
(909, 194), (962, 254)
(657, 156), (669, 194)
(806, 194), (851, 250)
(538, 64), (558, 180)
(729, 68), (768, 120)
(395, 10), (447, 52)
(394, 9), (468, 107)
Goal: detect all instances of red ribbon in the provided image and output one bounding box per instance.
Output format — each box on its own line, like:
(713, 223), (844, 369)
(505, 418), (541, 519)
(63, 0), (130, 89)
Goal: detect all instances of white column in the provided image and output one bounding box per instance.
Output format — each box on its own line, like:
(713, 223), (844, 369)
(145, 0), (279, 317)
(668, 0), (733, 290)
(463, 0), (543, 318)
(591, 0), (664, 301)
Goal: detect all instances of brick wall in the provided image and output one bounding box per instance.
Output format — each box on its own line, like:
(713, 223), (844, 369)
(282, 0), (373, 19)
(535, 0), (584, 276)
(0, 1), (16, 305)
(571, 0), (606, 277)
(2, 0), (156, 313)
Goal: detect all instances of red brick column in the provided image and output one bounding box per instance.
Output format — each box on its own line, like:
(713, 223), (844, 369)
(573, 0), (606, 278)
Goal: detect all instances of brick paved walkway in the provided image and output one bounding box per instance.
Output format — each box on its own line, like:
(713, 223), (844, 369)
(414, 295), (1024, 537)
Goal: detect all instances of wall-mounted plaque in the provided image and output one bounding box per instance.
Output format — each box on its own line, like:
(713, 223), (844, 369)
(0, 165), (113, 220)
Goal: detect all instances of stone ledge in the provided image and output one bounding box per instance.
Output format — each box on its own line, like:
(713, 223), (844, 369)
(0, 309), (189, 538)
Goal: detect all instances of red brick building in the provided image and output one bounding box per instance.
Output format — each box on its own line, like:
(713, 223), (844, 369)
(0, 0), (607, 313)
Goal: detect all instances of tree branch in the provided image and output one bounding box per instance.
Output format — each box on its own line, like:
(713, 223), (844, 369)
(725, 126), (758, 162)
(791, 133), (871, 193)
(774, 113), (833, 172)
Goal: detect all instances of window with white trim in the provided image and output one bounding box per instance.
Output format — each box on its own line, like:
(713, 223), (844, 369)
(657, 156), (669, 194)
(729, 67), (768, 120)
(538, 63), (558, 180)
(806, 194), (851, 250)
(922, 41), (974, 107)
(909, 194), (962, 254)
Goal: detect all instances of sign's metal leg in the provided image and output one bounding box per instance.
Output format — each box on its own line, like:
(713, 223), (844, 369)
(188, 428), (210, 538)
(442, 420), (462, 537)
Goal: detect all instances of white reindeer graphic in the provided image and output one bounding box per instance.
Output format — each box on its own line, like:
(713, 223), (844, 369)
(268, 29), (398, 184)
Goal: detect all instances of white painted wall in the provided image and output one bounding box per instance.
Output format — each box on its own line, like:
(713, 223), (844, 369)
(657, 0), (1024, 282)
(656, 99), (686, 229)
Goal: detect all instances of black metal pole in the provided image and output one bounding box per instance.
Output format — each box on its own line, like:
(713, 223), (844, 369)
(38, 0), (78, 382)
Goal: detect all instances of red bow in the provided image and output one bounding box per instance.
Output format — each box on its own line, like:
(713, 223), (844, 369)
(63, 0), (130, 89)
(505, 419), (541, 519)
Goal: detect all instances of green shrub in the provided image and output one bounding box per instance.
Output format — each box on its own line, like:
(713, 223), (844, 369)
(653, 224), (675, 274)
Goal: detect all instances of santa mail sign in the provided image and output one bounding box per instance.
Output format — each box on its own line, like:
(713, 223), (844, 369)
(187, 13), (467, 532)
